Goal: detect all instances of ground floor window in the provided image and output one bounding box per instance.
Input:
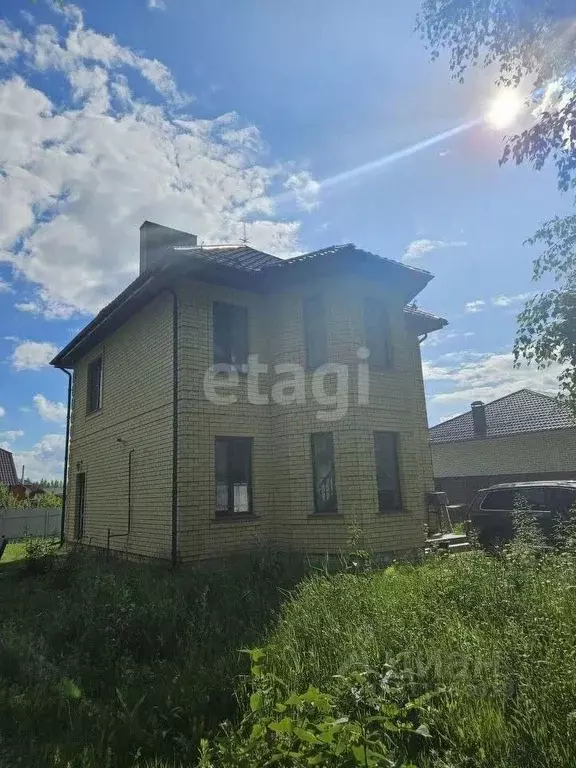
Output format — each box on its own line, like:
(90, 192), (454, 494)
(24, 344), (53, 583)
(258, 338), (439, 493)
(215, 437), (253, 515)
(373, 432), (402, 512)
(75, 472), (86, 539)
(311, 431), (338, 514)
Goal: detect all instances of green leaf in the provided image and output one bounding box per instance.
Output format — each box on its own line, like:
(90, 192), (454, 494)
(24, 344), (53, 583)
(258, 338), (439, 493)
(416, 723), (432, 738)
(351, 745), (367, 764)
(58, 677), (82, 700)
(250, 722), (266, 741)
(293, 727), (321, 744)
(250, 692), (264, 712)
(269, 717), (294, 733)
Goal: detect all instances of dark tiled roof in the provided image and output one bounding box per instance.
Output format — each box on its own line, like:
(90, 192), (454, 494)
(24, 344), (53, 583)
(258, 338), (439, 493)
(265, 243), (432, 281)
(404, 305), (447, 333)
(0, 448), (18, 486)
(52, 237), (446, 367)
(429, 389), (575, 443)
(175, 244), (282, 272)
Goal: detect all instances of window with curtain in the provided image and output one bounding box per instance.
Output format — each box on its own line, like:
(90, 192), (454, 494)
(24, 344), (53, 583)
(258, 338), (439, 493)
(215, 437), (253, 515)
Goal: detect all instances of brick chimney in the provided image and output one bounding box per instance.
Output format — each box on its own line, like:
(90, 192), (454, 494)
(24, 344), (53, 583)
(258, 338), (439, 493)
(471, 400), (487, 437)
(139, 221), (198, 274)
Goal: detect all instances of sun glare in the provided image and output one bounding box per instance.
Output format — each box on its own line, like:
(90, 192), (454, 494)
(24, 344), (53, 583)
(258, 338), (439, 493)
(485, 90), (524, 130)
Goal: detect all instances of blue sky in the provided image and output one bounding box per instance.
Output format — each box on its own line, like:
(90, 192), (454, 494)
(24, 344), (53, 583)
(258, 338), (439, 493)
(0, 0), (571, 479)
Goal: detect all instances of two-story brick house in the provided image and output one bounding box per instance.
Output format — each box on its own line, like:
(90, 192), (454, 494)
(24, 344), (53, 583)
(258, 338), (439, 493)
(51, 221), (446, 562)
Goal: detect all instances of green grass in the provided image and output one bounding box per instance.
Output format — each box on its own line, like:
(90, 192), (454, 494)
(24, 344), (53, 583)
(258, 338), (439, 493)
(0, 538), (59, 564)
(255, 543), (576, 767)
(2, 518), (576, 767)
(1, 541), (27, 563)
(0, 547), (307, 768)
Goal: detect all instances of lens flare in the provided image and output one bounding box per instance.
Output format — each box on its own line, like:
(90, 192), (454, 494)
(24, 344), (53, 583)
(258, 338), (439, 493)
(486, 90), (524, 129)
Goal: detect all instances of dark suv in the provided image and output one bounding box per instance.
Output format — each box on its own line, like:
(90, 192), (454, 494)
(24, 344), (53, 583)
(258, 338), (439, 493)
(468, 481), (576, 548)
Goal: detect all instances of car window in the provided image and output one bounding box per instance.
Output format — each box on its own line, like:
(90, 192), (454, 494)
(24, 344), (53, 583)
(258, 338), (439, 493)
(480, 490), (514, 511)
(548, 488), (576, 512)
(514, 487), (548, 511)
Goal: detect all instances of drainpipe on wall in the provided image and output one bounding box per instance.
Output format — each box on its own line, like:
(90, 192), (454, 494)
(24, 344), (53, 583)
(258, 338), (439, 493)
(57, 366), (73, 546)
(164, 287), (179, 567)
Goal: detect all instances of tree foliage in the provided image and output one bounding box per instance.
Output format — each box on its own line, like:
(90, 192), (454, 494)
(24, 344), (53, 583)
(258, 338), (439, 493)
(417, 0), (576, 411)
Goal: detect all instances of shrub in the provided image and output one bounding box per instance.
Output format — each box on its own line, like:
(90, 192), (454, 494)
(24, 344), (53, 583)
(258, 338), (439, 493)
(199, 649), (437, 767)
(24, 537), (57, 574)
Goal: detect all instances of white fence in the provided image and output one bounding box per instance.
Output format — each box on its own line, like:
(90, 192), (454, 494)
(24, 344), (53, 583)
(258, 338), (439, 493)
(0, 508), (62, 540)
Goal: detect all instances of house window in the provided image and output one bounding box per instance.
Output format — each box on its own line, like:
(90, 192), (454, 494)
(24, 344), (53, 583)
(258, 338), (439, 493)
(74, 472), (86, 539)
(213, 301), (248, 368)
(364, 297), (392, 368)
(311, 432), (337, 514)
(303, 296), (328, 369)
(215, 437), (253, 515)
(87, 357), (103, 413)
(373, 432), (402, 512)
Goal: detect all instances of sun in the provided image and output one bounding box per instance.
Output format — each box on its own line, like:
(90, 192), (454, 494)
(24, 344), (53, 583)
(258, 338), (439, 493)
(485, 90), (524, 129)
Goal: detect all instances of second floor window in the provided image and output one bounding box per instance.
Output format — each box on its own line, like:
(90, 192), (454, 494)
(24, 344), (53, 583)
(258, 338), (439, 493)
(364, 297), (392, 368)
(215, 437), (253, 515)
(213, 301), (248, 368)
(87, 356), (103, 413)
(374, 431), (402, 512)
(311, 431), (337, 514)
(303, 296), (328, 369)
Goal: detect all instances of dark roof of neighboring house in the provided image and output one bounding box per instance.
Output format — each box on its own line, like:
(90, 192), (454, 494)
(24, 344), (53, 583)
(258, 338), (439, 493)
(51, 236), (446, 368)
(0, 448), (18, 486)
(429, 389), (575, 443)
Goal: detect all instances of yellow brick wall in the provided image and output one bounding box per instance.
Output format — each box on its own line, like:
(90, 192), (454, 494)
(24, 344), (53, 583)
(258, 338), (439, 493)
(432, 428), (576, 478)
(177, 279), (273, 561)
(177, 274), (432, 561)
(66, 293), (174, 559)
(66, 273), (434, 562)
(265, 277), (432, 557)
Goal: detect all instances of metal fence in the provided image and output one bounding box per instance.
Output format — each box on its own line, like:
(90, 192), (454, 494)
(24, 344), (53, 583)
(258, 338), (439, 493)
(0, 508), (62, 540)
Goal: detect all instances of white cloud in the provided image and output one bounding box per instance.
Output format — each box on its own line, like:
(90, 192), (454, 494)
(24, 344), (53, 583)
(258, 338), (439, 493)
(403, 238), (467, 262)
(0, 430), (24, 442)
(423, 351), (563, 405)
(0, 406), (5, 418)
(33, 393), (67, 423)
(422, 329), (474, 348)
(11, 341), (58, 370)
(148, 0), (167, 9)
(0, 278), (13, 293)
(430, 411), (462, 425)
(12, 433), (65, 481)
(0, 7), (310, 316)
(282, 171), (320, 211)
(464, 300), (485, 313)
(15, 290), (78, 320)
(491, 292), (533, 307)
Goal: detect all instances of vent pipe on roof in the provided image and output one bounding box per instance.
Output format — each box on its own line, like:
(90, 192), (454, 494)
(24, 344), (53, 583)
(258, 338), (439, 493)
(139, 221), (198, 274)
(471, 400), (487, 437)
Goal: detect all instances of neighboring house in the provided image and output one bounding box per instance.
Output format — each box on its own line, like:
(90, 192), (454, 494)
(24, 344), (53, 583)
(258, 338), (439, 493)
(430, 389), (576, 504)
(51, 221), (446, 562)
(9, 484), (46, 502)
(0, 448), (18, 487)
